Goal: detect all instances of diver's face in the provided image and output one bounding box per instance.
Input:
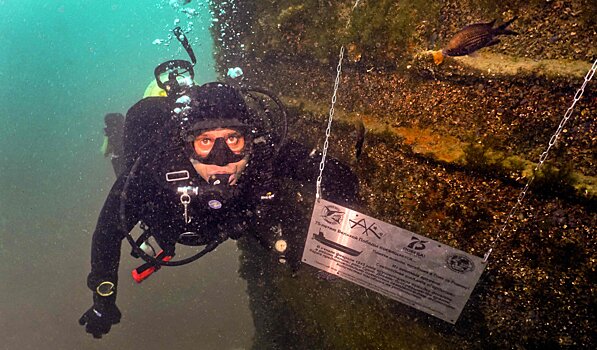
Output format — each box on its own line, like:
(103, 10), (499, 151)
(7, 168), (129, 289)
(190, 128), (249, 185)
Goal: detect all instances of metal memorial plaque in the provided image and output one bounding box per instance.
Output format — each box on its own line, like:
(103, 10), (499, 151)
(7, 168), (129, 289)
(302, 199), (486, 324)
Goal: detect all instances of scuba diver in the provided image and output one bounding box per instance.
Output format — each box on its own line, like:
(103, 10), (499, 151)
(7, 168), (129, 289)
(79, 28), (359, 339)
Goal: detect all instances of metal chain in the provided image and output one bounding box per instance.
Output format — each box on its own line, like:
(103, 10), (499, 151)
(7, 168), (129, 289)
(316, 0), (361, 200)
(484, 58), (597, 262)
(316, 46), (345, 199)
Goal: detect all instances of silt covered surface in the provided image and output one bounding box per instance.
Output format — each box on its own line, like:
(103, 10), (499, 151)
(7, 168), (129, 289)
(210, 0), (596, 348)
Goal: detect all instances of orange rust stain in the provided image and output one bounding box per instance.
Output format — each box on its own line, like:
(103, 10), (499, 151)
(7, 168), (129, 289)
(361, 115), (376, 124)
(392, 126), (464, 163)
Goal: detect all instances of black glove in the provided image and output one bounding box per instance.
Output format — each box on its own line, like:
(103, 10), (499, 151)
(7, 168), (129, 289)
(79, 293), (121, 339)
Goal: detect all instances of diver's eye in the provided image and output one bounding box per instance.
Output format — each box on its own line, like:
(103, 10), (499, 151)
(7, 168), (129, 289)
(226, 133), (245, 153)
(194, 137), (214, 156)
(199, 138), (212, 146)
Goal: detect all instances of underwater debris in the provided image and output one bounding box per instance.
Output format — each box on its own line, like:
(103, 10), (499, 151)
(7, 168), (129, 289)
(433, 17), (518, 65)
(347, 43), (363, 63)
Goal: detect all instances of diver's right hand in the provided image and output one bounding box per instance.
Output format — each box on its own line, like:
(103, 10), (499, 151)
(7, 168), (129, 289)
(79, 298), (121, 339)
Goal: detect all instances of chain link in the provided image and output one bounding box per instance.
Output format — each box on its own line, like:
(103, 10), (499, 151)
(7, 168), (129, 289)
(484, 58), (597, 262)
(316, 46), (345, 199)
(316, 0), (361, 200)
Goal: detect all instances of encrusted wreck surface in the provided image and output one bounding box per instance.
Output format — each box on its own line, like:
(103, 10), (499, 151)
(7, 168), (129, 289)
(211, 0), (596, 348)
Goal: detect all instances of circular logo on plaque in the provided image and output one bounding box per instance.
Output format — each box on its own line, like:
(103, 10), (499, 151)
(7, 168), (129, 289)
(446, 254), (475, 273)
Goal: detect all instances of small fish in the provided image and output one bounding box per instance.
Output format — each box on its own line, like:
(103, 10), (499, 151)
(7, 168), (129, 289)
(433, 17), (518, 64)
(354, 118), (366, 160)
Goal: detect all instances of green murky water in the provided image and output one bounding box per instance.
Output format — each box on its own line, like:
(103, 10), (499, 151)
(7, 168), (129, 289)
(0, 1), (251, 349)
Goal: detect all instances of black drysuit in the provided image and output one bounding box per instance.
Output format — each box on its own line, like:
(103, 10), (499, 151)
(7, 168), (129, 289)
(81, 95), (360, 338)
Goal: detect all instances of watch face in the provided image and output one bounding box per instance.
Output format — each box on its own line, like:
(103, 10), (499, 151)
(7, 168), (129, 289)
(274, 239), (287, 253)
(97, 281), (115, 297)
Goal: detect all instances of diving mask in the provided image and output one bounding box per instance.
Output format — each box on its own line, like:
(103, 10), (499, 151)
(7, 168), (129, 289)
(192, 128), (248, 166)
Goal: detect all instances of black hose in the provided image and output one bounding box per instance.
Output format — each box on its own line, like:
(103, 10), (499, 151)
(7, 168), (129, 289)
(173, 26), (196, 65)
(240, 86), (288, 154)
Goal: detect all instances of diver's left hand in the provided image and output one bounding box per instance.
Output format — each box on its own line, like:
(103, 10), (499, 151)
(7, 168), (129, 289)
(78, 299), (121, 339)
